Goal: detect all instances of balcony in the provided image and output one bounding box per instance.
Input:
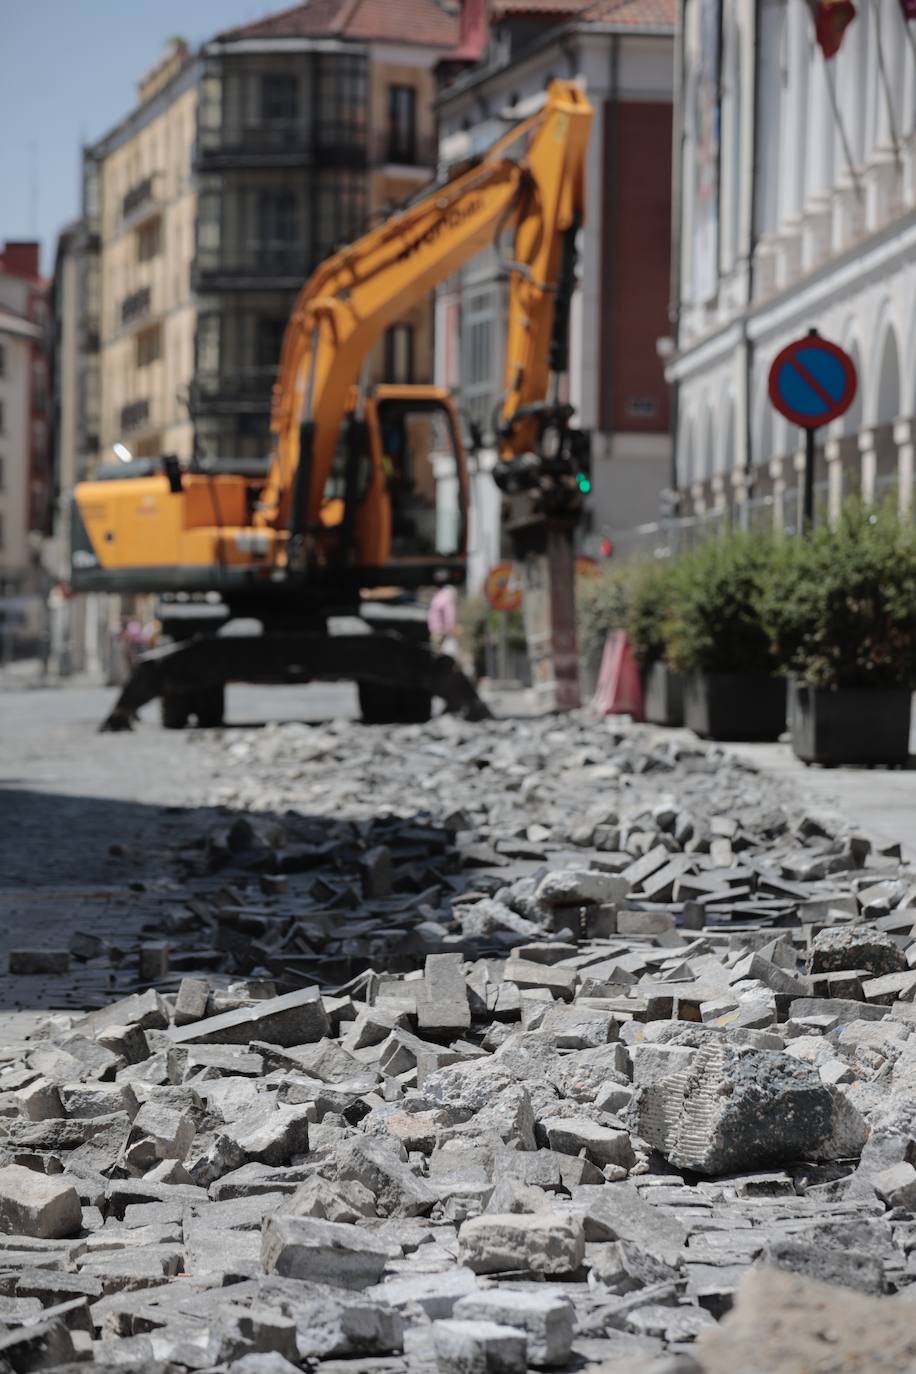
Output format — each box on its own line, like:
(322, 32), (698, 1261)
(120, 176), (161, 231)
(377, 131), (439, 173)
(192, 245), (309, 292)
(195, 124), (322, 171)
(191, 365), (277, 414)
(78, 315), (100, 353)
(121, 286), (152, 329)
(120, 399), (150, 434)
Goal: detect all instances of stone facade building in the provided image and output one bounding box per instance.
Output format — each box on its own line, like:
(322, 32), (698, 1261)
(669, 0), (916, 530)
(75, 3), (460, 473)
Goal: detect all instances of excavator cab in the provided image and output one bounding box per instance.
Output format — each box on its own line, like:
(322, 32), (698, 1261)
(314, 385), (468, 590)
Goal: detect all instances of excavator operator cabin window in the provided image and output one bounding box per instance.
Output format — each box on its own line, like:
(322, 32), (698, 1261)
(377, 399), (463, 559)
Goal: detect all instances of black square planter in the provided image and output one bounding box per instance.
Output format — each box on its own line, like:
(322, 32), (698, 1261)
(789, 680), (913, 766)
(684, 672), (786, 742)
(643, 662), (684, 726)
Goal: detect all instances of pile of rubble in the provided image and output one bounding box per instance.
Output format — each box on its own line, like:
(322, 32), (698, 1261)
(3, 714), (916, 1372)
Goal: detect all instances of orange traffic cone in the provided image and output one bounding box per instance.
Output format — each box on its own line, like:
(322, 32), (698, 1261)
(591, 631), (644, 721)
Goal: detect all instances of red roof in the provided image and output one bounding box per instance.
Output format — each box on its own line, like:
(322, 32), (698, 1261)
(492, 0), (675, 23)
(221, 0), (460, 47)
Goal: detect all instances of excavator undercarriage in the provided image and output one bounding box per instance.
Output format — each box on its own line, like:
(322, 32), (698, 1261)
(72, 81), (593, 730)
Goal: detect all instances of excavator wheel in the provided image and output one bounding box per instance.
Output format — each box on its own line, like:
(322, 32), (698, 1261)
(193, 684), (226, 729)
(161, 690), (191, 730)
(160, 684), (225, 729)
(358, 680), (432, 725)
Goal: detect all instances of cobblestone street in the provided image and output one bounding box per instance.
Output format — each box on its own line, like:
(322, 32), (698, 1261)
(4, 685), (916, 1370)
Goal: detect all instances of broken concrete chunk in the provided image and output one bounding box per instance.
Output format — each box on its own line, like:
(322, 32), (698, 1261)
(537, 868), (628, 908)
(629, 1041), (865, 1175)
(261, 1214), (389, 1288)
(0, 1164), (82, 1238)
(168, 986), (329, 1047)
(541, 1116), (635, 1171)
(433, 1318), (527, 1374)
(458, 1212), (585, 1275)
(807, 927), (907, 978)
(417, 953), (471, 1033)
(8, 949), (70, 975)
(453, 1289), (574, 1367)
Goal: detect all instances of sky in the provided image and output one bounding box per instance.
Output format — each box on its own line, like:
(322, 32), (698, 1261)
(1, 1), (286, 276)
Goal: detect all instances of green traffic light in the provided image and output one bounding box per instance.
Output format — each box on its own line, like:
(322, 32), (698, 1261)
(576, 472), (592, 493)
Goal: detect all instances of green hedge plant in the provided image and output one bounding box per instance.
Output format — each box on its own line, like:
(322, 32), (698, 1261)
(664, 530), (777, 676)
(626, 558), (679, 671)
(576, 565), (631, 664)
(760, 500), (916, 689)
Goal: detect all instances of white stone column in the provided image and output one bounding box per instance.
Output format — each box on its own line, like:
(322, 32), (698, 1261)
(832, 15), (867, 249)
(710, 473), (727, 514)
(859, 428), (877, 503)
(769, 458), (786, 533)
(894, 417), (915, 515)
(792, 447), (806, 531)
(775, 2), (807, 286)
(691, 481), (707, 516)
(824, 437), (844, 524)
(731, 467), (749, 529)
(802, 46), (834, 271)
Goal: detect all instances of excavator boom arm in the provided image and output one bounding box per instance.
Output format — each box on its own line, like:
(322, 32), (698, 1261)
(259, 81), (592, 539)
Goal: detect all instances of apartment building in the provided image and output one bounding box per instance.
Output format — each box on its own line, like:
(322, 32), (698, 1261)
(192, 0), (459, 459)
(669, 0), (916, 529)
(0, 241), (50, 644)
(82, 40), (198, 469)
(74, 2), (459, 474)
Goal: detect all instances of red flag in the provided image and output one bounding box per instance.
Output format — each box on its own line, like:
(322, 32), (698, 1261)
(899, 0), (916, 19)
(806, 0), (856, 57)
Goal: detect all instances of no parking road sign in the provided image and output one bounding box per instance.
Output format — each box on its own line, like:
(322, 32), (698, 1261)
(484, 561), (522, 613)
(768, 329), (857, 529)
(768, 332), (857, 430)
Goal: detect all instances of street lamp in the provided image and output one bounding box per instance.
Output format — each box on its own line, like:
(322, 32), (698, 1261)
(113, 443), (133, 464)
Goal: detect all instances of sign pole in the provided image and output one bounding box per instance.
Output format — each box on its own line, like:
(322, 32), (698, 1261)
(803, 327), (818, 532)
(804, 424), (816, 532)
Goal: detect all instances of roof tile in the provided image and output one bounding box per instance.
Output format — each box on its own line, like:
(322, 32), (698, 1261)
(221, 0), (460, 47)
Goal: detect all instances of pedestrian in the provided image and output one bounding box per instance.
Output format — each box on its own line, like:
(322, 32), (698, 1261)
(427, 585), (458, 658)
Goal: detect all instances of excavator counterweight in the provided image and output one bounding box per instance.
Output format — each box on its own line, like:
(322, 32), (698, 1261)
(72, 81), (593, 729)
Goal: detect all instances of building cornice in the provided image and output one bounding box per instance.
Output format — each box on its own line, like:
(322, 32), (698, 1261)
(668, 205), (916, 382)
(437, 19), (671, 110)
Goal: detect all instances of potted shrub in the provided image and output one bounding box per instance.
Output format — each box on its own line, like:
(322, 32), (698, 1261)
(627, 558), (684, 726)
(666, 530), (785, 741)
(761, 500), (916, 766)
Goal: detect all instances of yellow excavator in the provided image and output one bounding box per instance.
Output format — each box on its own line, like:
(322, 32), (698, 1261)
(71, 81), (593, 729)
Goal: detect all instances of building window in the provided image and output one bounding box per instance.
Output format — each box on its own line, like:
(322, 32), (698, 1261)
(462, 288), (498, 430)
(387, 85), (417, 163)
(136, 325), (162, 368)
(317, 53), (368, 156)
(261, 72), (298, 124)
(259, 191), (297, 248)
(316, 171), (367, 259)
(256, 317), (287, 373)
(384, 324), (415, 384)
(137, 219), (161, 262)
